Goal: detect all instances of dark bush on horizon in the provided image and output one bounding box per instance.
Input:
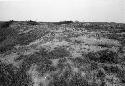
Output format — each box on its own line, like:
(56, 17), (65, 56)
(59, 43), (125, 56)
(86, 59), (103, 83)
(27, 20), (39, 25)
(54, 21), (74, 25)
(0, 20), (14, 28)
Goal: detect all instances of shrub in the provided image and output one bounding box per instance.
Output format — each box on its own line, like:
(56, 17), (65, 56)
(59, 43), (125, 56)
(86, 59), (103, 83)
(48, 47), (70, 59)
(0, 61), (32, 86)
(71, 57), (90, 67)
(54, 21), (73, 25)
(27, 20), (39, 25)
(0, 20), (14, 28)
(0, 26), (17, 43)
(0, 44), (15, 54)
(17, 32), (38, 45)
(87, 49), (118, 63)
(17, 29), (49, 45)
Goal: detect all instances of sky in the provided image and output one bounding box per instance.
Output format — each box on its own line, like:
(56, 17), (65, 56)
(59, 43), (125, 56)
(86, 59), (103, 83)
(0, 0), (125, 23)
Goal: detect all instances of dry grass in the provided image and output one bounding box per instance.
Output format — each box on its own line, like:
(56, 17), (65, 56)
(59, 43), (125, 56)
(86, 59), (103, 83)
(0, 21), (125, 86)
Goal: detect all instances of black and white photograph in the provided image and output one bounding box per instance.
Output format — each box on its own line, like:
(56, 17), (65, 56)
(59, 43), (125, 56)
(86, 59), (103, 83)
(0, 0), (125, 86)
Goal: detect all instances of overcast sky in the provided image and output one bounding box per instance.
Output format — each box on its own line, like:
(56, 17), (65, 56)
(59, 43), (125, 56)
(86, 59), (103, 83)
(0, 0), (125, 23)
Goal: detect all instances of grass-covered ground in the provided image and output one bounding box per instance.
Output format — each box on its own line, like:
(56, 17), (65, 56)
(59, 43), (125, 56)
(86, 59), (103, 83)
(0, 20), (125, 86)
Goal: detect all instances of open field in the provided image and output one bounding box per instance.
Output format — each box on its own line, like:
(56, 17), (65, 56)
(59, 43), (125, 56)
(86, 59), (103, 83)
(0, 20), (125, 86)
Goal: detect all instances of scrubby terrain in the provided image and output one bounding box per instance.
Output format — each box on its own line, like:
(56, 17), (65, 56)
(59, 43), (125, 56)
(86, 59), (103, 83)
(0, 20), (125, 86)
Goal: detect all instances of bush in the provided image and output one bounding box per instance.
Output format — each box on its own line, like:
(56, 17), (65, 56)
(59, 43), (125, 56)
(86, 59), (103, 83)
(17, 32), (38, 45)
(27, 20), (39, 25)
(0, 44), (15, 54)
(0, 20), (14, 28)
(0, 26), (17, 43)
(87, 49), (118, 63)
(0, 61), (32, 86)
(54, 21), (73, 25)
(17, 29), (49, 45)
(48, 47), (70, 59)
(21, 51), (56, 75)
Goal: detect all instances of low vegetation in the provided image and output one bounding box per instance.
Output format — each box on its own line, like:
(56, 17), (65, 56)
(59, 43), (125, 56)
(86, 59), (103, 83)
(0, 20), (14, 28)
(0, 20), (125, 86)
(53, 21), (73, 25)
(0, 61), (32, 86)
(26, 20), (39, 25)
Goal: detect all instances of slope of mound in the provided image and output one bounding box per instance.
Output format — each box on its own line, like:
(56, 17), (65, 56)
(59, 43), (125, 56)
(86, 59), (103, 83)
(0, 21), (125, 86)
